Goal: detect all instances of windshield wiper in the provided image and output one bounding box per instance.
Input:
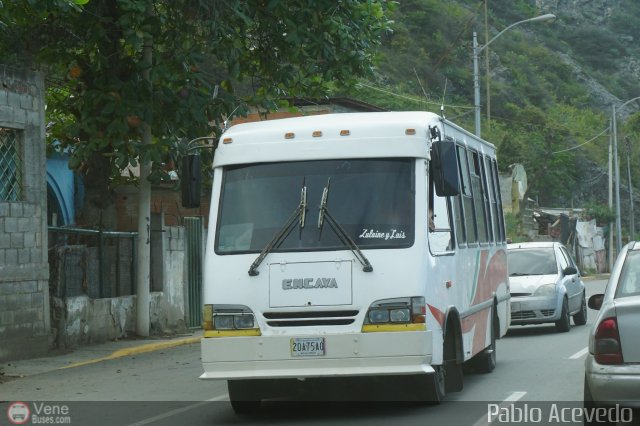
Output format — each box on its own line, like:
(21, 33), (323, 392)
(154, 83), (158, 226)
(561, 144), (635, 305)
(248, 178), (307, 276)
(317, 178), (373, 272)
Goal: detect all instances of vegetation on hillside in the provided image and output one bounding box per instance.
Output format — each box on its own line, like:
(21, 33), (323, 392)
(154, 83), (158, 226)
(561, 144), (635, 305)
(0, 0), (391, 227)
(348, 0), (640, 233)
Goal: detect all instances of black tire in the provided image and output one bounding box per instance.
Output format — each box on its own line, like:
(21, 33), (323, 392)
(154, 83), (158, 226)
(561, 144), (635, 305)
(414, 366), (446, 404)
(555, 297), (571, 332)
(583, 376), (615, 426)
(475, 308), (497, 373)
(228, 380), (261, 415)
(574, 292), (588, 326)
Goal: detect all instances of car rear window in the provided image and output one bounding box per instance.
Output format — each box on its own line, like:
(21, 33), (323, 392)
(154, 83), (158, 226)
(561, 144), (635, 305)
(616, 250), (640, 298)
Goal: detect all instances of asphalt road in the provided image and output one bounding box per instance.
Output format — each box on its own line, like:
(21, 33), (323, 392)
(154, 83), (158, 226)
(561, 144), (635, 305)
(0, 279), (610, 426)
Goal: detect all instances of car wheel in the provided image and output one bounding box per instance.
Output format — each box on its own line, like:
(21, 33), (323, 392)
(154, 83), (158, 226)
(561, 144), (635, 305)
(555, 297), (570, 332)
(228, 380), (261, 415)
(573, 292), (587, 326)
(584, 376), (616, 425)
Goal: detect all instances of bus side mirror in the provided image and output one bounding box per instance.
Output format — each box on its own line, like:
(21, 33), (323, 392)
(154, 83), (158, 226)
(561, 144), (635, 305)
(431, 141), (460, 197)
(181, 154), (202, 208)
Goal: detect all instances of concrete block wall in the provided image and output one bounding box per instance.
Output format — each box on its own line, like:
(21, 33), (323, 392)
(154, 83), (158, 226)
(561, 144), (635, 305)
(50, 224), (188, 348)
(0, 65), (50, 362)
(151, 225), (187, 333)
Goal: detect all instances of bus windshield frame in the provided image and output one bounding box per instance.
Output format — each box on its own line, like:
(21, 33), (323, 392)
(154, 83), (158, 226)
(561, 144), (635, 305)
(214, 158), (416, 255)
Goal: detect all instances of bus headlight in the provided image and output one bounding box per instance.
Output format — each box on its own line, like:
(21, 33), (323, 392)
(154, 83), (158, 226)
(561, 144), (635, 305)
(214, 315), (236, 330)
(204, 304), (260, 334)
(368, 309), (390, 323)
(363, 296), (426, 327)
(234, 314), (255, 329)
(390, 308), (411, 322)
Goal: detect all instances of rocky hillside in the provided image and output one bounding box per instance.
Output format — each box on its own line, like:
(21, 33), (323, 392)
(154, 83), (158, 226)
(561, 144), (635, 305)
(349, 0), (640, 224)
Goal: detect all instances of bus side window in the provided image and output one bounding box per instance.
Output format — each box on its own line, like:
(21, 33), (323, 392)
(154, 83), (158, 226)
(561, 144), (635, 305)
(483, 155), (496, 243)
(491, 159), (506, 242)
(469, 150), (489, 243)
(457, 146), (478, 244)
(429, 176), (454, 253)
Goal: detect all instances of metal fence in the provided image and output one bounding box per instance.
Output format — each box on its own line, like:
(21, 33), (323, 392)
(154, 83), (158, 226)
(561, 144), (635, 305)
(48, 227), (138, 299)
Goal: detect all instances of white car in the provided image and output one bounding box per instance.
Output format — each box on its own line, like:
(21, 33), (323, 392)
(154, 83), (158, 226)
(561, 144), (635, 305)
(584, 241), (640, 413)
(507, 242), (587, 332)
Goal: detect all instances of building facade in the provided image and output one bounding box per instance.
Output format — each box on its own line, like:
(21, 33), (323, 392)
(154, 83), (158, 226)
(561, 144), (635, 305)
(0, 65), (50, 361)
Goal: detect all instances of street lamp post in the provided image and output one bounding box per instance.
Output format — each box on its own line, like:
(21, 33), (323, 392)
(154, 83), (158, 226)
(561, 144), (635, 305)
(473, 13), (556, 137)
(612, 96), (640, 252)
(626, 136), (635, 240)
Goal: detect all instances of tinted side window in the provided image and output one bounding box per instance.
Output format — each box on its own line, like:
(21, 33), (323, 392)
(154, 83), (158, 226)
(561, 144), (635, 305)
(457, 146), (477, 244)
(560, 247), (576, 270)
(469, 151), (489, 243)
(480, 155), (494, 243)
(491, 159), (506, 242)
(557, 247), (569, 270)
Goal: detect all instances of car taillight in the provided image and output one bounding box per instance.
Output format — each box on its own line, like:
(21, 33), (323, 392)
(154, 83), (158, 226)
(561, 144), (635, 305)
(594, 317), (624, 365)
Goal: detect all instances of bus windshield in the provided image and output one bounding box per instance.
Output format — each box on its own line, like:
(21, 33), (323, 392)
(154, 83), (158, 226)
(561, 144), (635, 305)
(215, 158), (415, 254)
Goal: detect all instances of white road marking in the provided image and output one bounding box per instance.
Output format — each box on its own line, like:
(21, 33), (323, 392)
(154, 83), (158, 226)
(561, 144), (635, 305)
(568, 347), (589, 360)
(125, 394), (228, 426)
(504, 391), (527, 401)
(471, 391), (527, 426)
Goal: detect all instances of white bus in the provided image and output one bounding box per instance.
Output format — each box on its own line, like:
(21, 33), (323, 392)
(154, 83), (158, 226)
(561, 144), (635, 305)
(182, 111), (510, 412)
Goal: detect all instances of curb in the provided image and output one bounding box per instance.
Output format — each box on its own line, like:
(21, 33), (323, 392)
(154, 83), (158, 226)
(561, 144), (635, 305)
(58, 336), (201, 370)
(582, 274), (610, 281)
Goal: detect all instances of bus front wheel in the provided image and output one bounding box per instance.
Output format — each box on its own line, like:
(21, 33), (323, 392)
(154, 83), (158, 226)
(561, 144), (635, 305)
(228, 380), (261, 415)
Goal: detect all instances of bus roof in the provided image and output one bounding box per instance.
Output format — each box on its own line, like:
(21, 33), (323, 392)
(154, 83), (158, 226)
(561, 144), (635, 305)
(213, 111), (492, 167)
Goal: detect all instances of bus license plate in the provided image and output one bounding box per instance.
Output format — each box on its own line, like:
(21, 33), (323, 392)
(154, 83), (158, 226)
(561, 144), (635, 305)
(290, 337), (325, 357)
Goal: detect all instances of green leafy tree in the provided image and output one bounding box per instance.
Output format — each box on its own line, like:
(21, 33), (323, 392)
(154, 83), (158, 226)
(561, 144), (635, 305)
(0, 0), (391, 227)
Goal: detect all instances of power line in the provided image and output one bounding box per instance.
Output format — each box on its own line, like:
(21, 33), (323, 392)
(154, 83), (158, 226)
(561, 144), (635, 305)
(551, 126), (609, 154)
(355, 82), (475, 109)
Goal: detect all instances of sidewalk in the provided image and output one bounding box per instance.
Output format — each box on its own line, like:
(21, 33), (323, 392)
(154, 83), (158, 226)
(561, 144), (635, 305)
(1, 330), (202, 380)
(582, 273), (610, 281)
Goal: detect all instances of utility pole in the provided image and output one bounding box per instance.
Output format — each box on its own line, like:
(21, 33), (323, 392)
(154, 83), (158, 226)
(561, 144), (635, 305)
(484, 0), (491, 130)
(472, 14), (555, 137)
(608, 119), (614, 271)
(136, 7), (153, 337)
(626, 136), (635, 240)
(613, 104), (623, 254)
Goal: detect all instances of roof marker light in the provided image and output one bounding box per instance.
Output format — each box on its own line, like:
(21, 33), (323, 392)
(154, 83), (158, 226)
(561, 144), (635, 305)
(406, 128), (416, 135)
(222, 138), (233, 144)
(285, 132), (295, 139)
(340, 130), (350, 136)
(312, 131), (323, 137)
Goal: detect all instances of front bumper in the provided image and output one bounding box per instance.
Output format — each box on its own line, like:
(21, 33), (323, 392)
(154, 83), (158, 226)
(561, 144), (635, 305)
(200, 330), (433, 380)
(510, 295), (559, 324)
(585, 354), (640, 407)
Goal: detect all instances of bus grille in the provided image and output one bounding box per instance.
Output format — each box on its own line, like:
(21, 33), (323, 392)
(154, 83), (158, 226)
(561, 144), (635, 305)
(263, 310), (359, 327)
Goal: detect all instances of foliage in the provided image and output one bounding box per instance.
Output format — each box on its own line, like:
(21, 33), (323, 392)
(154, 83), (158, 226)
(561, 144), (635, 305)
(0, 0), (392, 187)
(608, 0), (640, 41)
(349, 0), (626, 211)
(561, 26), (627, 71)
(504, 212), (529, 243)
(583, 203), (616, 227)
